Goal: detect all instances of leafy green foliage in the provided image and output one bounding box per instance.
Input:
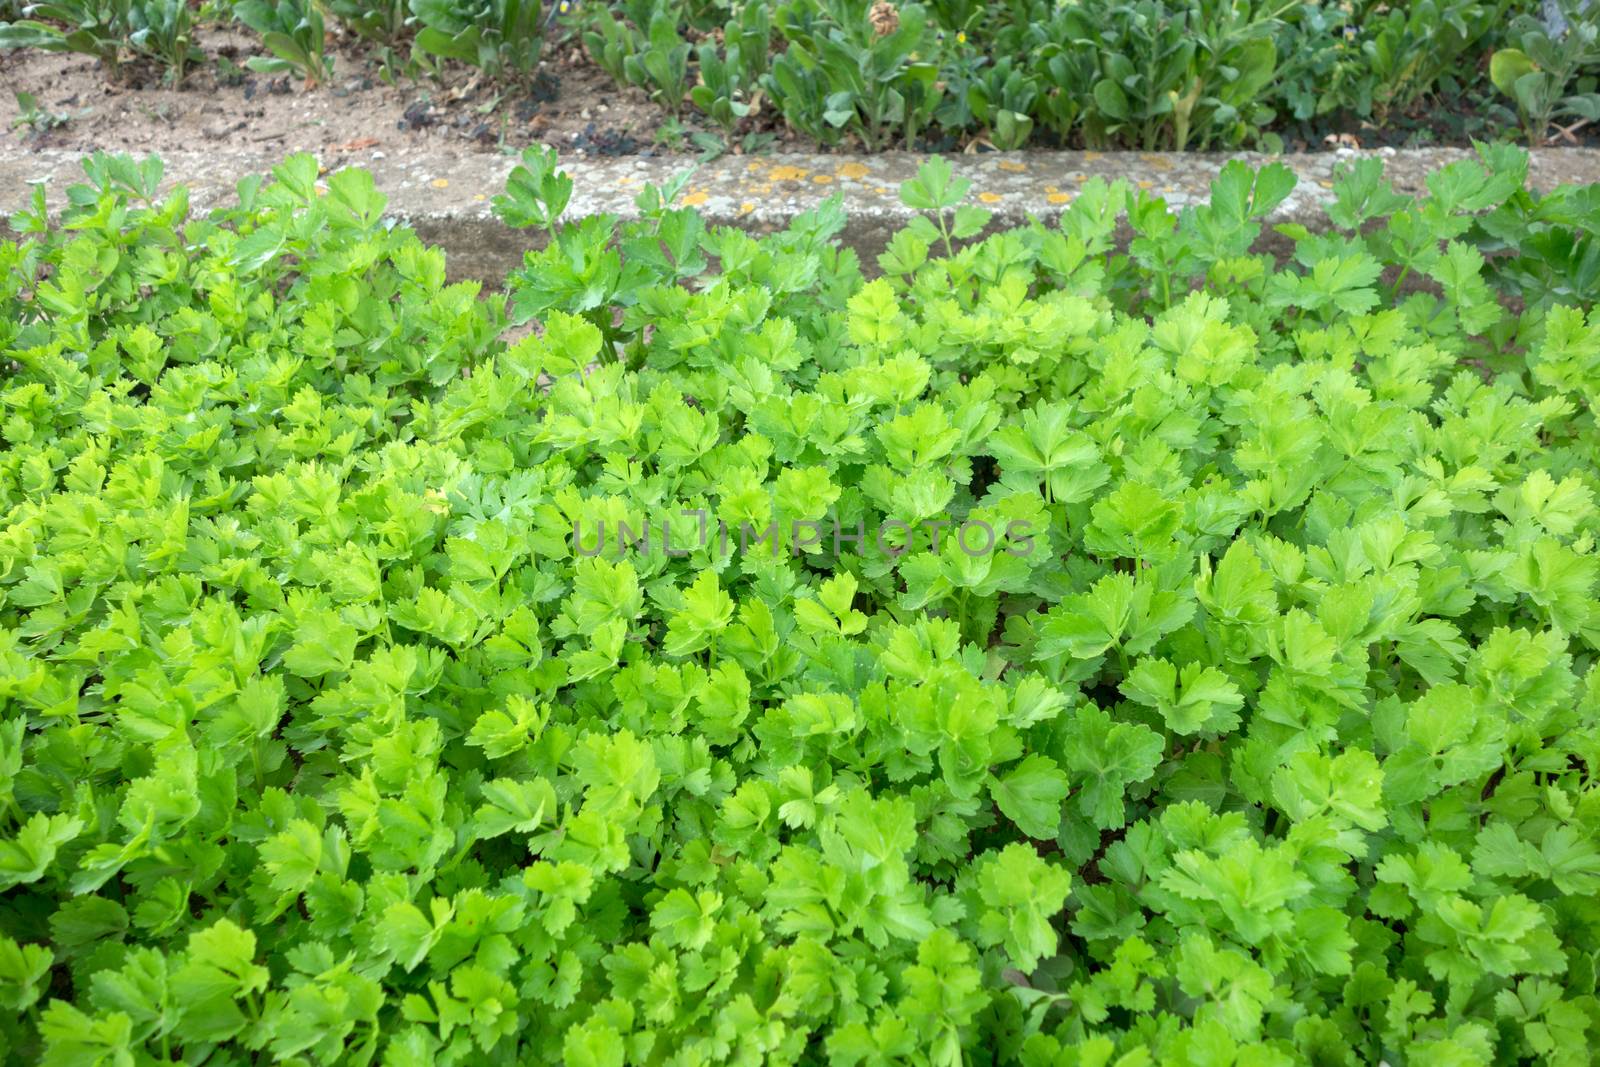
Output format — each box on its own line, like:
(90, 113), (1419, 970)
(0, 0), (131, 75)
(581, 0), (705, 118)
(1351, 0), (1513, 123)
(494, 142), (574, 233)
(233, 0), (332, 85)
(765, 0), (942, 150)
(409, 0), (545, 83)
(8, 89), (88, 135)
(328, 0), (410, 48)
(0, 0), (1568, 150)
(127, 0), (201, 82)
(1492, 1), (1600, 147)
(559, 0), (1549, 150)
(5, 145), (1600, 1065)
(688, 3), (769, 136)
(1032, 0), (1283, 151)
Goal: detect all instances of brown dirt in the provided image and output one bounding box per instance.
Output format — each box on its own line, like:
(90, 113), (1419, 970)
(0, 25), (751, 163)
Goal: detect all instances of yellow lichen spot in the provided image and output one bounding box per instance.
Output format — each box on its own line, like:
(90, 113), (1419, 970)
(998, 160), (1027, 173)
(746, 161), (763, 173)
(681, 190), (709, 207)
(1138, 153), (1174, 171)
(618, 176), (635, 185)
(1047, 192), (1071, 204)
(739, 201), (755, 215)
(836, 162), (871, 180)
(431, 178), (449, 189)
(1045, 185), (1059, 194)
(875, 186), (891, 194)
(1318, 180), (1334, 189)
(473, 193), (487, 202)
(1083, 151), (1103, 162)
(978, 192), (1002, 203)
(813, 174), (834, 184)
(768, 165), (808, 181)
(1137, 180), (1154, 189)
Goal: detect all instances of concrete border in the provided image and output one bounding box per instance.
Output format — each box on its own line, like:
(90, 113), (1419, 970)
(6, 146), (1600, 282)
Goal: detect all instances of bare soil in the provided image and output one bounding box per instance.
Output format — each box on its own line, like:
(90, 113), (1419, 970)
(0, 26), (766, 163)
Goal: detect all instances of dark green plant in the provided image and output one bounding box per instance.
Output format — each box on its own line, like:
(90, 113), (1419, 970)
(1074, 0), (1282, 151)
(1357, 0), (1513, 123)
(762, 56), (836, 143)
(689, 39), (753, 133)
(1019, 6), (1097, 143)
(929, 36), (983, 133)
(578, 0), (652, 83)
(409, 0), (544, 82)
(721, 0), (769, 79)
(678, 0), (730, 29)
(234, 0), (333, 85)
(0, 0), (130, 76)
(1492, 1), (1600, 146)
(622, 8), (691, 113)
(328, 0), (409, 46)
(1270, 0), (1359, 122)
(128, 0), (202, 83)
(927, 0), (978, 30)
(765, 0), (941, 150)
(684, 2), (768, 132)
(966, 55), (1038, 150)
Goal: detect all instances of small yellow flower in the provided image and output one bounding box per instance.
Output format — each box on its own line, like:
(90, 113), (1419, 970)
(559, 0), (569, 11)
(956, 31), (966, 44)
